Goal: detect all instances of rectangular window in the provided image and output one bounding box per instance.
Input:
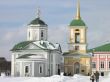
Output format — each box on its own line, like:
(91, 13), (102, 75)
(25, 65), (30, 77)
(39, 64), (43, 74)
(109, 61), (110, 69)
(29, 31), (30, 39)
(75, 46), (79, 50)
(92, 62), (96, 68)
(25, 66), (29, 73)
(100, 61), (104, 68)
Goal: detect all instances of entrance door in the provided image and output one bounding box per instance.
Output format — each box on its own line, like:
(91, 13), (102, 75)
(74, 62), (80, 74)
(101, 72), (104, 76)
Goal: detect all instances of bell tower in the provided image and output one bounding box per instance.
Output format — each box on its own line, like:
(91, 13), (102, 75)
(64, 0), (91, 76)
(69, 0), (87, 54)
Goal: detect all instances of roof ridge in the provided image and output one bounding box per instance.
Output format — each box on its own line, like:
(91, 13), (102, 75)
(11, 41), (34, 51)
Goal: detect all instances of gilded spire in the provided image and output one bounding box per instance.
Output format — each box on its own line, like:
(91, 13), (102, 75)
(75, 0), (81, 20)
(37, 7), (41, 18)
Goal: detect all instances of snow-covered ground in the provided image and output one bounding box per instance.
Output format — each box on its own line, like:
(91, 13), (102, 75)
(0, 74), (110, 82)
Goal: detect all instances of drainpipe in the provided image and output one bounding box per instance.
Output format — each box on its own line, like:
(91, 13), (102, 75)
(48, 50), (51, 76)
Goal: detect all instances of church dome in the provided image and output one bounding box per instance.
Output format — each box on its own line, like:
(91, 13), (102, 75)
(69, 19), (86, 26)
(29, 18), (47, 26)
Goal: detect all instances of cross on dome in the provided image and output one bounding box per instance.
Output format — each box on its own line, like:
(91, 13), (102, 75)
(37, 7), (41, 18)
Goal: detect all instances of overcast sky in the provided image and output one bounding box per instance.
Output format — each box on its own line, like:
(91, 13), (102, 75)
(0, 0), (110, 60)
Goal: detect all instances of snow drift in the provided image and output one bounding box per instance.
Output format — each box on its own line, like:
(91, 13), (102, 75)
(0, 74), (110, 82)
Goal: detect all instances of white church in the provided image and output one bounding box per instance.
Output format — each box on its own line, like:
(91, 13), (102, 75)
(11, 9), (62, 77)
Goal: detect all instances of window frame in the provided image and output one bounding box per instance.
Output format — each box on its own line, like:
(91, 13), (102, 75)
(108, 61), (110, 69)
(25, 65), (30, 73)
(100, 61), (104, 69)
(41, 30), (44, 40)
(92, 62), (96, 68)
(75, 33), (80, 43)
(39, 64), (43, 74)
(75, 46), (79, 50)
(24, 65), (30, 77)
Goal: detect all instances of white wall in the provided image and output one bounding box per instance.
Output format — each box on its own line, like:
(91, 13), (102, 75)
(27, 25), (48, 41)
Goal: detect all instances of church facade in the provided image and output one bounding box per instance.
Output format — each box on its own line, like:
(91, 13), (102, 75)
(63, 0), (91, 76)
(11, 9), (62, 77)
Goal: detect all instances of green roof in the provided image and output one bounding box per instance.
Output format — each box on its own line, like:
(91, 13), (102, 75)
(11, 40), (59, 51)
(88, 43), (110, 52)
(70, 19), (86, 26)
(29, 18), (47, 26)
(11, 41), (33, 51)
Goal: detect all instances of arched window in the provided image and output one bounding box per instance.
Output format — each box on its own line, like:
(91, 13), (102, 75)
(41, 30), (44, 40)
(75, 29), (79, 31)
(75, 33), (80, 43)
(39, 64), (43, 74)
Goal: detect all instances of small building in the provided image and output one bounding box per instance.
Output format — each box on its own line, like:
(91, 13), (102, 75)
(11, 9), (62, 77)
(63, 0), (91, 76)
(89, 43), (110, 76)
(0, 57), (11, 76)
